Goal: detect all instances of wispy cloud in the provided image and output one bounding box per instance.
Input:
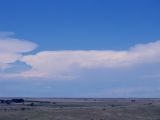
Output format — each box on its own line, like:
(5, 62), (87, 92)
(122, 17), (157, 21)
(95, 87), (160, 98)
(0, 32), (15, 38)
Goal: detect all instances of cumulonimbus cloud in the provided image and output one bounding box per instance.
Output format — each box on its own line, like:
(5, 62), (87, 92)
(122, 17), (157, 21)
(0, 32), (160, 80)
(20, 40), (160, 80)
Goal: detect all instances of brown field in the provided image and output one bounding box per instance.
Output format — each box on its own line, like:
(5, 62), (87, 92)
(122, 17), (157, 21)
(0, 98), (160, 120)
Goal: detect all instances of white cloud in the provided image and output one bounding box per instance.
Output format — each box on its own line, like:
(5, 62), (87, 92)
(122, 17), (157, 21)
(0, 32), (160, 80)
(0, 32), (37, 70)
(0, 38), (37, 53)
(20, 40), (160, 80)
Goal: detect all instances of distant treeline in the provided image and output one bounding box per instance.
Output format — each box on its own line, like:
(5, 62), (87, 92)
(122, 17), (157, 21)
(0, 99), (24, 104)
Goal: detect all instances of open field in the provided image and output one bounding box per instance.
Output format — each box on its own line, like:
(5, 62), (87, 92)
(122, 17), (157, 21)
(0, 98), (160, 120)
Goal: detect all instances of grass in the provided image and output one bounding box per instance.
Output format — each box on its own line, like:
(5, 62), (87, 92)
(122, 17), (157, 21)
(0, 98), (160, 120)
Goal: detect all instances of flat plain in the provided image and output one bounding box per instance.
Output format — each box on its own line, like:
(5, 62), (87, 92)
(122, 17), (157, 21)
(0, 98), (160, 120)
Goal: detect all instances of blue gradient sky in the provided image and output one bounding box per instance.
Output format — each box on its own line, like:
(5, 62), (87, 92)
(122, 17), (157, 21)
(0, 0), (160, 50)
(0, 0), (160, 97)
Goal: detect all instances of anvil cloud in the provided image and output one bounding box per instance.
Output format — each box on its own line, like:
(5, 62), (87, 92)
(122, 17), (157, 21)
(0, 33), (160, 80)
(20, 40), (160, 79)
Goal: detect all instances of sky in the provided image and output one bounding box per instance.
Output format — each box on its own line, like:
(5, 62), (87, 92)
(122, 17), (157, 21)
(0, 0), (160, 97)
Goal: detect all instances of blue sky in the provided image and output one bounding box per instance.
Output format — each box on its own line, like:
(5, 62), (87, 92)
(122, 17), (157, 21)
(0, 0), (160, 97)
